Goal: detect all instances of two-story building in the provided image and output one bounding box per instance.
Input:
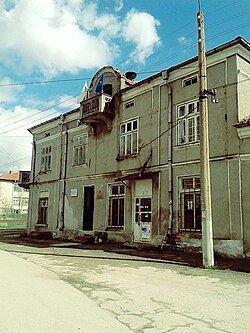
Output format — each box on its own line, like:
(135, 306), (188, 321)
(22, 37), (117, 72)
(20, 36), (250, 257)
(0, 172), (29, 214)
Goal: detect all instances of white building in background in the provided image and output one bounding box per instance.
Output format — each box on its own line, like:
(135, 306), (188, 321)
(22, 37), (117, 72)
(0, 172), (29, 214)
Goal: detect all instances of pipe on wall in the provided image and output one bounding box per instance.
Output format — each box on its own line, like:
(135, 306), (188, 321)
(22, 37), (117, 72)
(167, 83), (173, 235)
(58, 115), (68, 231)
(27, 140), (36, 234)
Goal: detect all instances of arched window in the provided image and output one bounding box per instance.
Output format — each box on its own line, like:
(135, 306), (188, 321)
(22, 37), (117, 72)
(103, 84), (112, 96)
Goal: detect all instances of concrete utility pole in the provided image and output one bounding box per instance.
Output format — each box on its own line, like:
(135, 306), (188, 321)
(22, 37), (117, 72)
(197, 11), (214, 268)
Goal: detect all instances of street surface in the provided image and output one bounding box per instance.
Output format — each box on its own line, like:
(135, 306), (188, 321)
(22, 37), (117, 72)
(0, 242), (249, 333)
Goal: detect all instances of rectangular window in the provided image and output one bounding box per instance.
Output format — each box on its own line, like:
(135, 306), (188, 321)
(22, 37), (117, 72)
(73, 135), (87, 166)
(108, 184), (125, 228)
(119, 119), (138, 157)
(13, 183), (20, 192)
(182, 75), (198, 87)
(179, 177), (201, 231)
(124, 100), (135, 109)
(38, 197), (48, 225)
(41, 146), (52, 172)
(12, 198), (19, 206)
(177, 100), (199, 145)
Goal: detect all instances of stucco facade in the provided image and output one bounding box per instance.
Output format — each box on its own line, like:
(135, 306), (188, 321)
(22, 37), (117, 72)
(23, 38), (250, 257)
(0, 173), (29, 214)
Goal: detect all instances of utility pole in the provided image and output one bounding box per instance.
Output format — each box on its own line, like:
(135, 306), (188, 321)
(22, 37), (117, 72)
(197, 10), (214, 268)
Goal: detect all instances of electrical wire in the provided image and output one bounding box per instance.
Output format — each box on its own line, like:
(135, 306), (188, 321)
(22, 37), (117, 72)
(0, 0), (246, 172)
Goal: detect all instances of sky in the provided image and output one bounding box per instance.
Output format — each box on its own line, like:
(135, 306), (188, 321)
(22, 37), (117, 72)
(0, 0), (249, 174)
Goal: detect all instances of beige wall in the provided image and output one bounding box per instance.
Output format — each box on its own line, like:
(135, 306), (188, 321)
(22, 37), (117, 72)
(27, 48), (250, 256)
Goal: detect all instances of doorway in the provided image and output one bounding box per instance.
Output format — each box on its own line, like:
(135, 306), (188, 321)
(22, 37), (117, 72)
(83, 186), (94, 231)
(133, 179), (152, 242)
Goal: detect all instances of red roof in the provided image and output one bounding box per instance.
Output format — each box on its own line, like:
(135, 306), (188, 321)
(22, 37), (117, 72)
(0, 173), (19, 181)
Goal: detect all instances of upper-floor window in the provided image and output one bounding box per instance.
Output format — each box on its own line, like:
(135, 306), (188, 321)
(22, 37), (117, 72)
(73, 135), (87, 166)
(177, 100), (199, 145)
(124, 100), (135, 109)
(13, 183), (20, 192)
(41, 146), (51, 172)
(119, 118), (138, 157)
(182, 75), (198, 87)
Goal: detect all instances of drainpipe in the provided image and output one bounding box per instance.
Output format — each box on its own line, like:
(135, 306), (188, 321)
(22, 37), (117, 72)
(167, 81), (173, 236)
(27, 140), (36, 234)
(58, 115), (68, 231)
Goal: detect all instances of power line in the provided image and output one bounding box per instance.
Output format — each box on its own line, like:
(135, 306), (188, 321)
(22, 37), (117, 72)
(0, 1), (245, 89)
(0, 77), (91, 87)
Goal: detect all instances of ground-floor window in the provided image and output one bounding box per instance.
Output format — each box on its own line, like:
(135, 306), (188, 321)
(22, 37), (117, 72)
(38, 197), (48, 225)
(179, 177), (201, 231)
(108, 184), (125, 228)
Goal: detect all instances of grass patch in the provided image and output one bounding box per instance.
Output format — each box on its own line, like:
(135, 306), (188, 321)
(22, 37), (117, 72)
(0, 214), (27, 229)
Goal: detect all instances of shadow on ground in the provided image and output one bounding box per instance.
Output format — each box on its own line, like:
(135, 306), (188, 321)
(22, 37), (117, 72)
(0, 229), (249, 273)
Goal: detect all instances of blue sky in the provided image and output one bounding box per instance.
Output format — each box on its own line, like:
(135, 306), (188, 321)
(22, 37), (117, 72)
(0, 0), (249, 173)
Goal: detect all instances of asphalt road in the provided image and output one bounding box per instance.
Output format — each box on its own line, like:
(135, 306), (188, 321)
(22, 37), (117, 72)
(0, 242), (250, 333)
(0, 249), (133, 333)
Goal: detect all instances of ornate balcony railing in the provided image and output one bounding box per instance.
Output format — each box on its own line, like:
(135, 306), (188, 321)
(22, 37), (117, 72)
(18, 171), (30, 189)
(79, 93), (113, 125)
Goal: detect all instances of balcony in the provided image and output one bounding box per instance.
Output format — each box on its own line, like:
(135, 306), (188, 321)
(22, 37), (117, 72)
(18, 171), (30, 189)
(79, 93), (114, 130)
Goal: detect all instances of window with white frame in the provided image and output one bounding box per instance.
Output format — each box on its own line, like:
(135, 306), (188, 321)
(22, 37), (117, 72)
(124, 100), (135, 109)
(119, 118), (138, 156)
(41, 146), (52, 172)
(177, 100), (199, 145)
(108, 184), (125, 228)
(73, 135), (87, 166)
(179, 177), (201, 231)
(182, 75), (198, 87)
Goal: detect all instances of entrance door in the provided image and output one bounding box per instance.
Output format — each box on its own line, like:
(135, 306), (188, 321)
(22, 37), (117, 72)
(83, 186), (94, 231)
(133, 179), (152, 242)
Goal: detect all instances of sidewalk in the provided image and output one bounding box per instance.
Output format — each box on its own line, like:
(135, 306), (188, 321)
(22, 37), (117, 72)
(0, 229), (249, 273)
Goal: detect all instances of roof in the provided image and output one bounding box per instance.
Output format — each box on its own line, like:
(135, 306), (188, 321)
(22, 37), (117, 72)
(121, 36), (250, 93)
(0, 173), (19, 182)
(28, 36), (250, 131)
(167, 36), (250, 74)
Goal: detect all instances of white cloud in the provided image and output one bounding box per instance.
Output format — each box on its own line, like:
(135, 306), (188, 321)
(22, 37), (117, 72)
(0, 77), (24, 104)
(0, 0), (115, 76)
(0, 103), (62, 173)
(79, 3), (121, 37)
(122, 9), (160, 63)
(57, 94), (79, 109)
(0, 1), (161, 76)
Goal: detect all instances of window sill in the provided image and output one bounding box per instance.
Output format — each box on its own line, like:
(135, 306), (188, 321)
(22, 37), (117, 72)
(106, 226), (124, 231)
(174, 142), (200, 149)
(72, 163), (88, 167)
(39, 170), (51, 174)
(180, 229), (201, 237)
(116, 154), (138, 161)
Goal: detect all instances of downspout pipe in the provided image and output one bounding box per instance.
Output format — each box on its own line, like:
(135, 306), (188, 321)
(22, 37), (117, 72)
(167, 76), (173, 236)
(58, 115), (68, 231)
(27, 140), (36, 234)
